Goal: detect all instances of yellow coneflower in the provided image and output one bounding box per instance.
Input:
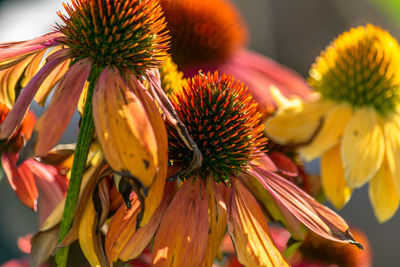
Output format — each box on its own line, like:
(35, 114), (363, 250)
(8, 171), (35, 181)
(265, 24), (400, 222)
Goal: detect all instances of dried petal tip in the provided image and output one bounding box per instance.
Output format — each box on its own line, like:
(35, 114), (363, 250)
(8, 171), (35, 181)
(168, 71), (266, 182)
(159, 0), (247, 67)
(308, 24), (400, 116)
(57, 0), (169, 75)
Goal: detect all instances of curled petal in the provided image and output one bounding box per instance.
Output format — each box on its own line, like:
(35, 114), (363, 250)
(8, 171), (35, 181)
(1, 152), (37, 210)
(117, 182), (176, 262)
(264, 98), (333, 145)
(23, 58), (91, 157)
(250, 165), (361, 247)
(341, 108), (385, 188)
(301, 104), (352, 161)
(228, 178), (288, 267)
(93, 67), (159, 188)
(153, 177), (209, 267)
(0, 49), (70, 139)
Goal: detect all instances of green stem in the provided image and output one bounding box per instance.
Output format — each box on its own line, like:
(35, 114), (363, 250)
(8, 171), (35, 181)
(55, 66), (102, 267)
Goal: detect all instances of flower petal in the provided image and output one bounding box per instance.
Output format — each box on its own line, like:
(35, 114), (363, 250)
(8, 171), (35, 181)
(321, 145), (352, 209)
(369, 158), (400, 223)
(250, 165), (360, 246)
(228, 178), (288, 267)
(301, 104), (352, 161)
(1, 152), (37, 210)
(383, 115), (400, 196)
(0, 49), (70, 139)
(341, 108), (385, 188)
(200, 179), (228, 267)
(25, 58), (91, 157)
(152, 177), (209, 267)
(92, 67), (159, 188)
(264, 98), (333, 145)
(118, 182), (176, 262)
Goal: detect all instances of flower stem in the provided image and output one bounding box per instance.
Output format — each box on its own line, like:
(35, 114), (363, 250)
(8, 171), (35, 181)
(55, 66), (101, 267)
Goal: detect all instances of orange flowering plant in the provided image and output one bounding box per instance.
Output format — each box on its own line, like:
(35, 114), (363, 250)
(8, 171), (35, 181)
(1, 0), (389, 266)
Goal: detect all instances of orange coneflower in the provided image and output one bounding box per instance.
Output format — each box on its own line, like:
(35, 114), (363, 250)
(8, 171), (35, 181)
(158, 0), (312, 114)
(100, 72), (360, 267)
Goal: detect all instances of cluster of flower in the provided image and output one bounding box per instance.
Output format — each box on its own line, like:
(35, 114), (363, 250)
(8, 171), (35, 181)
(4, 0), (396, 266)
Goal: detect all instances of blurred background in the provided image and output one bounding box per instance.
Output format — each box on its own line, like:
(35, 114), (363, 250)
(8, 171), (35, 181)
(1, 0), (400, 266)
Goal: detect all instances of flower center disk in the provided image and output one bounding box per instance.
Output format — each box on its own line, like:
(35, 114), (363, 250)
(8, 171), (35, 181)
(168, 72), (266, 182)
(308, 24), (400, 116)
(57, 0), (169, 74)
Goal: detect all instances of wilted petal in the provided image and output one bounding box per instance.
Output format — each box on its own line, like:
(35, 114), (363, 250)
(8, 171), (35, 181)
(0, 49), (70, 139)
(200, 179), (228, 267)
(341, 108), (384, 188)
(228, 178), (288, 267)
(250, 166), (360, 246)
(301, 104), (352, 161)
(125, 72), (169, 226)
(118, 182), (176, 262)
(321, 145), (352, 209)
(30, 225), (60, 267)
(383, 115), (400, 196)
(1, 152), (37, 210)
(153, 177), (209, 267)
(369, 158), (400, 223)
(78, 179), (108, 267)
(265, 98), (333, 145)
(92, 67), (160, 188)
(239, 172), (305, 241)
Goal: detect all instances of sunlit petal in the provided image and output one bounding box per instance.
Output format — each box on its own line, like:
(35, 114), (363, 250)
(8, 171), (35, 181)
(341, 108), (385, 188)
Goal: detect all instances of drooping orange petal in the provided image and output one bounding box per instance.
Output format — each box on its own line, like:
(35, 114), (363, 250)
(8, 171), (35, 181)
(26, 58), (91, 157)
(124, 72), (169, 226)
(118, 182), (176, 262)
(92, 67), (159, 188)
(250, 165), (360, 247)
(200, 179), (228, 267)
(0, 48), (70, 139)
(153, 177), (209, 267)
(1, 152), (37, 210)
(228, 178), (289, 267)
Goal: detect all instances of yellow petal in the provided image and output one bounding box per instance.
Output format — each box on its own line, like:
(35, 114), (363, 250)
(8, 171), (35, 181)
(369, 158), (400, 223)
(228, 178), (289, 267)
(200, 179), (228, 267)
(341, 108), (385, 188)
(152, 177), (209, 267)
(321, 145), (352, 209)
(92, 67), (159, 188)
(383, 115), (400, 196)
(301, 104), (352, 161)
(264, 98), (333, 145)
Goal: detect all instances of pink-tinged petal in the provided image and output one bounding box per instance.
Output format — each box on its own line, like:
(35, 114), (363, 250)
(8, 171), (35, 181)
(228, 178), (289, 267)
(1, 152), (37, 210)
(0, 49), (71, 139)
(250, 166), (361, 247)
(0, 32), (63, 62)
(251, 153), (278, 172)
(152, 177), (209, 267)
(26, 58), (91, 157)
(268, 151), (298, 177)
(17, 234), (32, 254)
(25, 159), (68, 226)
(222, 48), (311, 113)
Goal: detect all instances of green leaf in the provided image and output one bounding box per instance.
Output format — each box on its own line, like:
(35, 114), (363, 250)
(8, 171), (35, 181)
(369, 0), (400, 27)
